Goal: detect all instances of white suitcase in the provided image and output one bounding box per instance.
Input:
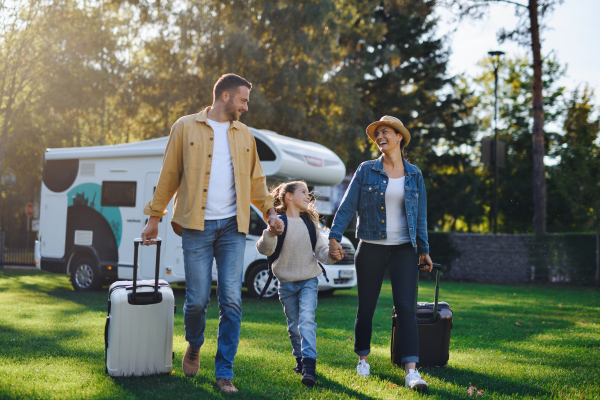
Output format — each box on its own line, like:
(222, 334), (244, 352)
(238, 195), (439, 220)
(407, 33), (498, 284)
(104, 238), (175, 377)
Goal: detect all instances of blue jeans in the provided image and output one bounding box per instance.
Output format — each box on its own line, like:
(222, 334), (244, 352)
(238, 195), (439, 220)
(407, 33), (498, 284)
(278, 277), (319, 360)
(181, 216), (246, 380)
(354, 241), (419, 364)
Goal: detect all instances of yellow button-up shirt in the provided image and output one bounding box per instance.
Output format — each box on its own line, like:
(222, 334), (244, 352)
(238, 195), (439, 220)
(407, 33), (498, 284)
(143, 107), (274, 236)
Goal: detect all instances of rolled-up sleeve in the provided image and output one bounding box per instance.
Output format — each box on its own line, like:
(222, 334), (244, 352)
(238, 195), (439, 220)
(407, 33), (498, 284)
(248, 135), (274, 219)
(143, 120), (183, 217)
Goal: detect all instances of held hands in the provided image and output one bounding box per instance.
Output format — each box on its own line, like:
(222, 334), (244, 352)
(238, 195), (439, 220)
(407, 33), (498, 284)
(419, 253), (434, 272)
(329, 239), (345, 262)
(267, 214), (285, 236)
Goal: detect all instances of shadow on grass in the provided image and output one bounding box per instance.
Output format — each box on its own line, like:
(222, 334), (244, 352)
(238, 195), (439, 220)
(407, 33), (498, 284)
(0, 323), (90, 361)
(423, 365), (552, 398)
(108, 373), (221, 400)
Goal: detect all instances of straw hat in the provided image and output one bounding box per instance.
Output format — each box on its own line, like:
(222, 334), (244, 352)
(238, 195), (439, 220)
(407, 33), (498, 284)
(366, 116), (411, 149)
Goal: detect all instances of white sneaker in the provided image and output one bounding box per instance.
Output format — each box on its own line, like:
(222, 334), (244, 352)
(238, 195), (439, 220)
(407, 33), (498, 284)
(356, 359), (370, 377)
(405, 369), (428, 390)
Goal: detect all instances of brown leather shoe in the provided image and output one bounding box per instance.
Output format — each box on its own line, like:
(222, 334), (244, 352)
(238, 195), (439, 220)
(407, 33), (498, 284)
(216, 379), (238, 393)
(182, 345), (200, 377)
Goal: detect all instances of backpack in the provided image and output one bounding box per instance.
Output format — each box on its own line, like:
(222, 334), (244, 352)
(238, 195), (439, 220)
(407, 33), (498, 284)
(258, 214), (330, 300)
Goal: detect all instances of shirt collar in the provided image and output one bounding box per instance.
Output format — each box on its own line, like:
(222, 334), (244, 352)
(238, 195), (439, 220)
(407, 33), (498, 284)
(196, 106), (241, 130)
(372, 155), (416, 175)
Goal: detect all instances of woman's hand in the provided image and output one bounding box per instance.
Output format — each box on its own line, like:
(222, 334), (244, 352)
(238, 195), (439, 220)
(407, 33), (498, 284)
(419, 253), (433, 272)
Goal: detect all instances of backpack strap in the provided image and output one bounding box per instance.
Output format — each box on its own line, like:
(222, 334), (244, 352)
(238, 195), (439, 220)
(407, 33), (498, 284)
(300, 215), (329, 283)
(258, 214), (287, 300)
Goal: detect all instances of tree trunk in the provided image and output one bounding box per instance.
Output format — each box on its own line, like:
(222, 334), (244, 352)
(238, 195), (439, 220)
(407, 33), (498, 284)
(596, 222), (600, 292)
(529, 0), (546, 234)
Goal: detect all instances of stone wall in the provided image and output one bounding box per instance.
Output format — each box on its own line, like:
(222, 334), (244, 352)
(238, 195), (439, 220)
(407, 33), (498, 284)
(444, 234), (533, 284)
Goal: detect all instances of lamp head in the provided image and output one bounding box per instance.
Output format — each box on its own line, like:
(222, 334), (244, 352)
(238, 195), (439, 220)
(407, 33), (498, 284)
(488, 51), (505, 57)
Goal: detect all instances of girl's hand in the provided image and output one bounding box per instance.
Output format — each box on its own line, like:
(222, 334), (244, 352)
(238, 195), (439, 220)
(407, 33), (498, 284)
(329, 239), (343, 260)
(330, 249), (344, 261)
(419, 253), (433, 272)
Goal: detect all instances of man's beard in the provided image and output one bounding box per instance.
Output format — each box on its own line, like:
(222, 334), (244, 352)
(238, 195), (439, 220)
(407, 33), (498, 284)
(225, 99), (239, 121)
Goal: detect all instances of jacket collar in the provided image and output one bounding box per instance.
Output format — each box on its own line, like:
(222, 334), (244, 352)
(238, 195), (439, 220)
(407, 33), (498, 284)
(196, 106), (242, 130)
(372, 155), (417, 177)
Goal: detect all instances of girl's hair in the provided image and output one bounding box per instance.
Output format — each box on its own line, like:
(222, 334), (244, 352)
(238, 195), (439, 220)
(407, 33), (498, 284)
(270, 180), (319, 227)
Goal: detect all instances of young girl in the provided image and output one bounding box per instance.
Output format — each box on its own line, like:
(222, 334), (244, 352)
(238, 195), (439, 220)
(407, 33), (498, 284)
(256, 181), (343, 387)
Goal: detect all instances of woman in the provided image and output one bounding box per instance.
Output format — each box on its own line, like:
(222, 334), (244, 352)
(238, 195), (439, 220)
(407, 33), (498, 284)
(328, 116), (433, 391)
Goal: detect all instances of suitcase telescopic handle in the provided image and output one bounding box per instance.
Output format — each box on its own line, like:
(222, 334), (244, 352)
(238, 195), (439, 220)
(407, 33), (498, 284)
(133, 238), (162, 302)
(418, 263), (442, 319)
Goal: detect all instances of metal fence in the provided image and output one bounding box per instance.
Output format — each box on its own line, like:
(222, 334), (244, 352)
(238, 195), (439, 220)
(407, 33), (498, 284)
(0, 231), (36, 266)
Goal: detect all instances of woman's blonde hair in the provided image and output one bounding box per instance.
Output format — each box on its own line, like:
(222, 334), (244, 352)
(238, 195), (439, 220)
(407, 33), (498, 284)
(270, 180), (319, 227)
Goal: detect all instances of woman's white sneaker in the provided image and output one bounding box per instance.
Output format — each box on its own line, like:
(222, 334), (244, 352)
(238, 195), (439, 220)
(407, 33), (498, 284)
(405, 369), (428, 390)
(356, 359), (370, 377)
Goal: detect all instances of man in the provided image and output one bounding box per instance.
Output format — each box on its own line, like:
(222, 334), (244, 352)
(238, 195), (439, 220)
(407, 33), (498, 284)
(141, 73), (283, 393)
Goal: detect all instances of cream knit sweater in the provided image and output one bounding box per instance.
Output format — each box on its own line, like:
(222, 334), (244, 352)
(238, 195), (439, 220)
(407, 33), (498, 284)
(255, 217), (335, 283)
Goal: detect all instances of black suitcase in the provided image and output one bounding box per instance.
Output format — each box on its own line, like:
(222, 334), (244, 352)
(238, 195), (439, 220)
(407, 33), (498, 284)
(391, 263), (453, 368)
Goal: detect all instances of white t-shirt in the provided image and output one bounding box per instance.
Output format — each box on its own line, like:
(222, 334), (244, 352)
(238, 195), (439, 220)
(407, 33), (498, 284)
(204, 118), (237, 220)
(363, 176), (411, 246)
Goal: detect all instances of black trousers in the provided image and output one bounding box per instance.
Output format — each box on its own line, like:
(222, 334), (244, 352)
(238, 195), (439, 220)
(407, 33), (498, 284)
(353, 241), (420, 363)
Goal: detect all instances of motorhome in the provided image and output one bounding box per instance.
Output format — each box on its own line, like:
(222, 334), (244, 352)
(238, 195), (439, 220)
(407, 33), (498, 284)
(34, 128), (356, 298)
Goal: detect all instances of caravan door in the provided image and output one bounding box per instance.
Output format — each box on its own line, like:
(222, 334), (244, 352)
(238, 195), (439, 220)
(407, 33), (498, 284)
(40, 194), (68, 258)
(140, 172), (167, 279)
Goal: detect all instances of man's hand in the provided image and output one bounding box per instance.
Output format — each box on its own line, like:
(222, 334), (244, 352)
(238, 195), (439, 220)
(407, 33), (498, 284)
(329, 239), (344, 261)
(419, 253), (433, 272)
(141, 216), (160, 245)
(268, 214), (285, 236)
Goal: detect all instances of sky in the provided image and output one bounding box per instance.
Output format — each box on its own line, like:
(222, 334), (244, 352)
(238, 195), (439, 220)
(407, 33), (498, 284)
(437, 0), (600, 95)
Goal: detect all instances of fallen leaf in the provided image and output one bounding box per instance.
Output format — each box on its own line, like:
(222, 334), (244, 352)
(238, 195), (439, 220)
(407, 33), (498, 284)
(558, 303), (562, 308)
(346, 338), (352, 341)
(477, 389), (485, 396)
(468, 383), (476, 396)
(515, 322), (523, 327)
(388, 382), (399, 388)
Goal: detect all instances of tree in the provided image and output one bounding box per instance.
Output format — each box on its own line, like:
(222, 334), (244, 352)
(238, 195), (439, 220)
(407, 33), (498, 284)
(551, 87), (600, 290)
(0, 0), (52, 177)
(336, 0), (485, 230)
(473, 55), (565, 233)
(443, 0), (564, 233)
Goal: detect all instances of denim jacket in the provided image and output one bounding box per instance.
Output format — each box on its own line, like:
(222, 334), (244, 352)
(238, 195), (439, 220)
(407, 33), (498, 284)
(329, 156), (429, 254)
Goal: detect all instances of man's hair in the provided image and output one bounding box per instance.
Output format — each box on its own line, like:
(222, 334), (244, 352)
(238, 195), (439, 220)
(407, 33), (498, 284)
(213, 74), (252, 102)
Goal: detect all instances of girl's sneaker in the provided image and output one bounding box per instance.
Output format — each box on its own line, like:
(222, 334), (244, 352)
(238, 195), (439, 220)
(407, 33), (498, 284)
(405, 369), (428, 390)
(356, 359), (370, 377)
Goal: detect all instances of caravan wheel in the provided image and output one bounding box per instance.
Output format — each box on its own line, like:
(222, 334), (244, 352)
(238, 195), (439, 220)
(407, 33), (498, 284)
(71, 257), (102, 291)
(246, 263), (278, 299)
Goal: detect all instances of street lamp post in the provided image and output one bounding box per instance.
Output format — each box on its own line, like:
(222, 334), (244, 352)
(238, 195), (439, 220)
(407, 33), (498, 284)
(488, 50), (504, 235)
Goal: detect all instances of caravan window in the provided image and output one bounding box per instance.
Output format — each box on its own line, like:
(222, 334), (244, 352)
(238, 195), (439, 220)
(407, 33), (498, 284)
(101, 181), (137, 207)
(255, 138), (276, 161)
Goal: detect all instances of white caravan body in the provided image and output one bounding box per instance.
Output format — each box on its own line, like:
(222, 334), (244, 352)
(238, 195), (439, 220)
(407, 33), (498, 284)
(35, 128), (356, 296)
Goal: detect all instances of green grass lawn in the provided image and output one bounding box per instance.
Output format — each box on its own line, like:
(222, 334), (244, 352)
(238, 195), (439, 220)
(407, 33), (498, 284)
(0, 269), (599, 400)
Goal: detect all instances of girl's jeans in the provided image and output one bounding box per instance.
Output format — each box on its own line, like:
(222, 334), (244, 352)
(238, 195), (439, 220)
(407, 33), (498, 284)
(354, 241), (419, 364)
(278, 277), (319, 360)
